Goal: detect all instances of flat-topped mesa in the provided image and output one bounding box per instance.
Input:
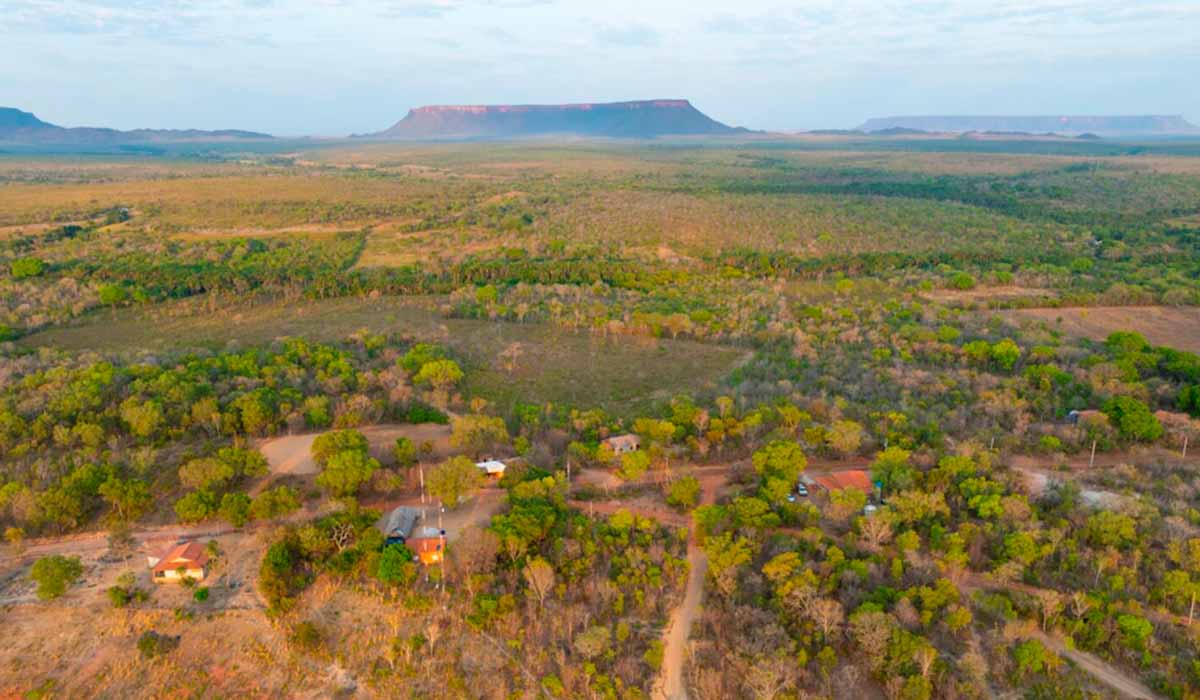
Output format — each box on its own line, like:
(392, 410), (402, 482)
(856, 115), (1200, 137)
(361, 99), (742, 140)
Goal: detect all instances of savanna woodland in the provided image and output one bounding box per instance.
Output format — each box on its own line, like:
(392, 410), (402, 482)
(3, 135), (1200, 699)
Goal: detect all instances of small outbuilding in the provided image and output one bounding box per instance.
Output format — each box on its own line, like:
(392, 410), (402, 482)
(380, 506), (421, 545)
(151, 541), (210, 583)
(407, 525), (447, 565)
(1067, 409), (1106, 426)
(602, 434), (640, 455)
(475, 459), (507, 478)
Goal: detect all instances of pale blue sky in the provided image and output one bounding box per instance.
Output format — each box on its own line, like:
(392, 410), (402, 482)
(2, 0), (1197, 135)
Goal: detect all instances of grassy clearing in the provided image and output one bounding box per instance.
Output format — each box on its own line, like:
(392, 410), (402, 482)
(999, 305), (1200, 352)
(23, 296), (745, 415)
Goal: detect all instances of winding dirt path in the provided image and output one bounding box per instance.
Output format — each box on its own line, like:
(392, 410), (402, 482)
(654, 474), (722, 700)
(1039, 632), (1161, 700)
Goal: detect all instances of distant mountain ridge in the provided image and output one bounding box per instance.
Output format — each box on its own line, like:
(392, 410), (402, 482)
(0, 107), (272, 144)
(359, 99), (744, 140)
(856, 115), (1200, 136)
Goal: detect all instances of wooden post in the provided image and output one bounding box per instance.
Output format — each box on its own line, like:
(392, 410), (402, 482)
(1184, 435), (1189, 459)
(420, 465), (426, 505)
(1089, 440), (1097, 469)
(1190, 589), (1196, 627)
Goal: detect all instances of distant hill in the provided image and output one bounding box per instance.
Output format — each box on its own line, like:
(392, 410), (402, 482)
(856, 115), (1200, 137)
(359, 99), (744, 140)
(0, 107), (273, 144)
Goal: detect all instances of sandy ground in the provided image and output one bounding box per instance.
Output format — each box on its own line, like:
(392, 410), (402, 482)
(1000, 306), (1200, 353)
(256, 422), (454, 479)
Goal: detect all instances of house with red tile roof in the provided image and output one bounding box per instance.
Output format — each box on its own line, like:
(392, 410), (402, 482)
(150, 541), (209, 583)
(807, 470), (874, 495)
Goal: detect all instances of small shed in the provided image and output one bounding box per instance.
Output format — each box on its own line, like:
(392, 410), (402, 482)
(380, 506), (421, 545)
(476, 460), (507, 478)
(1067, 409), (1105, 426)
(151, 541), (210, 583)
(407, 525), (447, 565)
(602, 434), (640, 455)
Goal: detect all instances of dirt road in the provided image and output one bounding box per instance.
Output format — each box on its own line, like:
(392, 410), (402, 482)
(654, 473), (722, 700)
(1039, 632), (1161, 700)
(960, 572), (1162, 699)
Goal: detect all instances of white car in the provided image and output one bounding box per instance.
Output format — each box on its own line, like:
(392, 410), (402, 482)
(795, 484), (809, 497)
(863, 504), (878, 515)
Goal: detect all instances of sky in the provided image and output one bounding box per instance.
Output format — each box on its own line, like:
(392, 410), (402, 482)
(1, 0), (1198, 136)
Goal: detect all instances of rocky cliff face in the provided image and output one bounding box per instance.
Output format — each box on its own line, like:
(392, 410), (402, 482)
(0, 107), (272, 144)
(361, 99), (742, 140)
(856, 115), (1199, 136)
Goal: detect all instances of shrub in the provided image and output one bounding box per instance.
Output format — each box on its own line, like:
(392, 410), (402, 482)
(1102, 396), (1163, 442)
(137, 631), (179, 659)
(290, 621), (323, 651)
(30, 555), (84, 600)
(665, 476), (701, 510)
(949, 271), (977, 290)
(10, 257), (46, 279)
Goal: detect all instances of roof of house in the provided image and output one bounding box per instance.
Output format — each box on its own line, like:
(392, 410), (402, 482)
(810, 470), (874, 494)
(151, 541), (210, 575)
(476, 459), (507, 474)
(381, 506), (421, 540)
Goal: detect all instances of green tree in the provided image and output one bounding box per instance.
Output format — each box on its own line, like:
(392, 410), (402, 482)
(704, 532), (753, 598)
(250, 486), (302, 520)
(377, 543), (417, 586)
(393, 437), (417, 467)
(617, 450), (651, 481)
(119, 398), (163, 440)
(178, 458), (235, 491)
(30, 555), (84, 599)
(1012, 638), (1053, 676)
(827, 420), (864, 457)
(399, 343), (447, 374)
(413, 358), (464, 394)
(752, 440), (807, 481)
(311, 429), (369, 466)
(666, 475), (701, 510)
(316, 450), (379, 498)
(98, 283), (128, 309)
(1102, 396), (1163, 442)
(1084, 511), (1138, 550)
(426, 455), (484, 508)
(871, 446), (914, 493)
(174, 490), (218, 523)
(10, 257), (46, 279)
(98, 476), (151, 523)
(450, 414), (509, 457)
(991, 339), (1022, 371)
(219, 492), (253, 527)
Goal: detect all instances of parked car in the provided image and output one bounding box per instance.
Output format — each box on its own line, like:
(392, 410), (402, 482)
(795, 483), (809, 497)
(863, 503), (878, 516)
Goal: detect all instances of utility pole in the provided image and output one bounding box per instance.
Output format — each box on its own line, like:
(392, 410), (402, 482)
(1089, 440), (1097, 469)
(1184, 435), (1189, 459)
(420, 465), (426, 505)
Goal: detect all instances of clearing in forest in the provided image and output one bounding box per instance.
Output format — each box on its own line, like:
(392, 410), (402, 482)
(1000, 305), (1200, 353)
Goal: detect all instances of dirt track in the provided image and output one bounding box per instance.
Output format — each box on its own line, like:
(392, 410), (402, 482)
(256, 422), (455, 480)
